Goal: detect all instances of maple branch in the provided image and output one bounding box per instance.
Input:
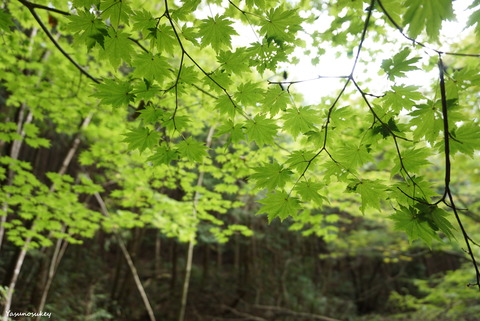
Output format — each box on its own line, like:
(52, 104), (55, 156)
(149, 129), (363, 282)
(94, 192), (158, 321)
(438, 56), (480, 290)
(17, 0), (70, 16)
(18, 0), (100, 84)
(267, 74), (350, 87)
(376, 0), (480, 58)
(128, 37), (149, 53)
(350, 0), (375, 76)
(171, 51), (185, 132)
(352, 79), (432, 204)
(288, 77), (351, 196)
(164, 0), (249, 121)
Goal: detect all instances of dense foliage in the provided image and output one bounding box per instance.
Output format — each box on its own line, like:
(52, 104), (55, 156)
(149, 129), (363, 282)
(0, 0), (479, 320)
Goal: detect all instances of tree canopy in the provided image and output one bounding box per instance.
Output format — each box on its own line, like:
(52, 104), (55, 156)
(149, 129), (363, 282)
(1, 0), (480, 320)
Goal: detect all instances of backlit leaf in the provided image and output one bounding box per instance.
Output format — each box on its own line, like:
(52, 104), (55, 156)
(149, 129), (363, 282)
(251, 162), (292, 190)
(198, 14), (238, 52)
(93, 79), (135, 107)
(245, 115), (278, 147)
(381, 48), (420, 81)
(282, 106), (318, 137)
(403, 0), (454, 41)
(257, 191), (300, 222)
(177, 137), (208, 162)
(123, 127), (160, 152)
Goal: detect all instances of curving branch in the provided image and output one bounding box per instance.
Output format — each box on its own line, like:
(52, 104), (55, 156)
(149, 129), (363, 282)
(18, 0), (101, 83)
(163, 0), (250, 121)
(18, 0), (70, 16)
(438, 57), (480, 290)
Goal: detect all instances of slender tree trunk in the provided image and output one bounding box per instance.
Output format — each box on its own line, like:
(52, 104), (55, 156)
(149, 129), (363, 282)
(1, 108), (33, 320)
(34, 238), (68, 321)
(2, 240), (30, 320)
(170, 241), (177, 296)
(0, 107), (32, 250)
(154, 232), (161, 277)
(177, 239), (194, 321)
(94, 192), (157, 321)
(177, 126), (215, 321)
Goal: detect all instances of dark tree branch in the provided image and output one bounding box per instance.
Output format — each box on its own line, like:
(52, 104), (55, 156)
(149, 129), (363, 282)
(18, 0), (100, 84)
(18, 0), (70, 16)
(128, 37), (149, 53)
(351, 0), (376, 76)
(164, 0), (250, 121)
(438, 56), (480, 290)
(267, 74), (350, 87)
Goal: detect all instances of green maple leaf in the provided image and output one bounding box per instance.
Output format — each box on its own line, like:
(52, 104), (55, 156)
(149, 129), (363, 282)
(336, 143), (373, 169)
(448, 122), (480, 157)
(347, 179), (386, 213)
(262, 86), (289, 116)
(295, 180), (327, 207)
(164, 115), (190, 132)
(150, 24), (178, 55)
(260, 6), (303, 43)
(104, 28), (134, 68)
(257, 191), (300, 222)
(429, 207), (456, 240)
(148, 144), (179, 165)
(132, 52), (171, 82)
(100, 0), (133, 28)
(381, 85), (424, 112)
(246, 40), (289, 73)
(285, 150), (316, 173)
(198, 14), (238, 52)
(217, 49), (250, 75)
(467, 8), (480, 38)
(93, 79), (135, 107)
(282, 106), (318, 137)
(403, 0), (454, 41)
(132, 9), (155, 34)
(138, 105), (163, 124)
(0, 9), (14, 32)
(381, 48), (420, 81)
(409, 102), (442, 144)
(67, 10), (108, 49)
(133, 79), (162, 100)
(392, 147), (431, 175)
(234, 82), (264, 107)
(250, 162), (292, 190)
(372, 117), (401, 139)
(215, 120), (244, 144)
(179, 66), (200, 85)
(245, 0), (266, 9)
(123, 127), (160, 152)
(245, 115), (278, 147)
(390, 205), (438, 247)
(215, 95), (237, 118)
(177, 137), (208, 162)
(72, 0), (98, 7)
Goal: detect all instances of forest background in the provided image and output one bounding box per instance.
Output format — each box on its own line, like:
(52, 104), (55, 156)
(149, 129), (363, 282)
(0, 0), (480, 320)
